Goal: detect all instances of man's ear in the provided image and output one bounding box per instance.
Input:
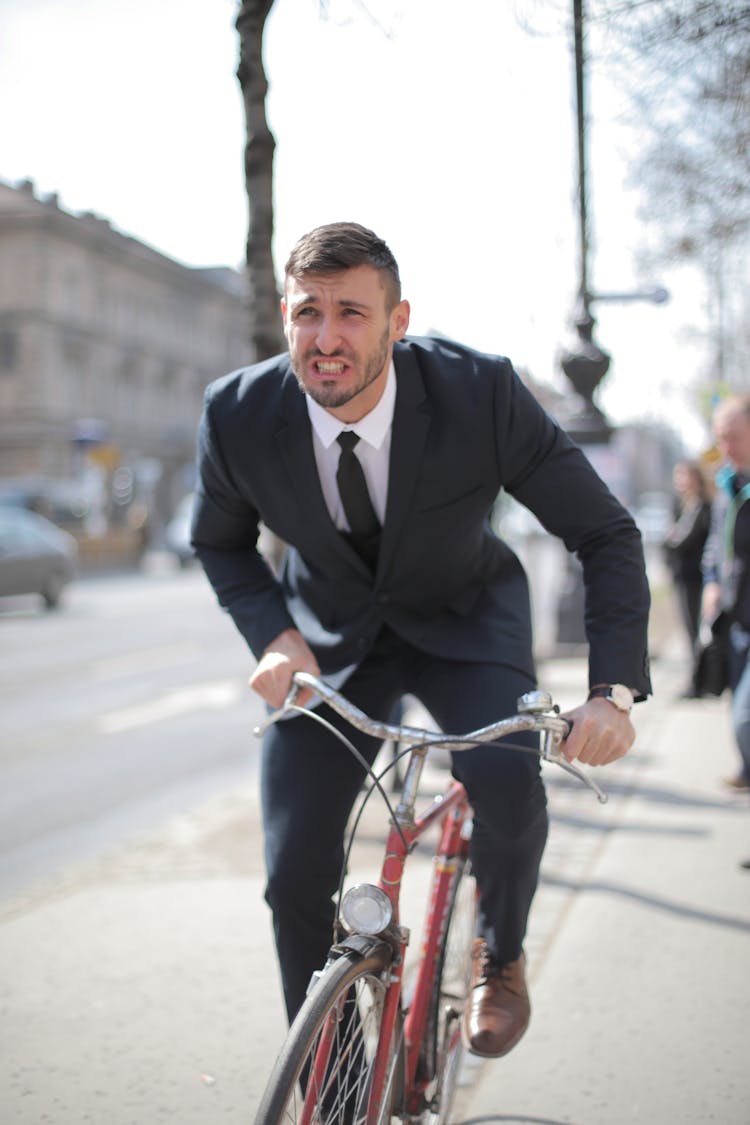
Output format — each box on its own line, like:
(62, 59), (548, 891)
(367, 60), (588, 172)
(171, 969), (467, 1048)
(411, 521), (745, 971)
(391, 299), (410, 340)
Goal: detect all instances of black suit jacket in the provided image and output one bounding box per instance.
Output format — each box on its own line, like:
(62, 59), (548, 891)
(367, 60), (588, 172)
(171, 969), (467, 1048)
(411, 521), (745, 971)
(192, 336), (651, 696)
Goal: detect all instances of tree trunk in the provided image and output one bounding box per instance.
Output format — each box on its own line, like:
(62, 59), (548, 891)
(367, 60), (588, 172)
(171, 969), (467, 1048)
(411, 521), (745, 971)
(236, 0), (285, 361)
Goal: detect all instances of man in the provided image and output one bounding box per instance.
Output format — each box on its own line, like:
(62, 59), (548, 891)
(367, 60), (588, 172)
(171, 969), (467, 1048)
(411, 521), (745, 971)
(702, 394), (750, 795)
(191, 222), (651, 1058)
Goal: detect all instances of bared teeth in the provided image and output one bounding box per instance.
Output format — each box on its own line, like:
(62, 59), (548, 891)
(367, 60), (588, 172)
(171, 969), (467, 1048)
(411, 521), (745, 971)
(316, 362), (344, 374)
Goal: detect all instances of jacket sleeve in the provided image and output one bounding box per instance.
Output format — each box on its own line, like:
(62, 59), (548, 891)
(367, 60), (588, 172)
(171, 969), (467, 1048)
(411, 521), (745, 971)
(190, 387), (295, 659)
(495, 371), (652, 699)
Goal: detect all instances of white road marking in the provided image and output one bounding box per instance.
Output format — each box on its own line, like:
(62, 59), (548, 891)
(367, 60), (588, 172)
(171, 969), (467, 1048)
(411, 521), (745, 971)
(99, 679), (245, 733)
(91, 644), (201, 680)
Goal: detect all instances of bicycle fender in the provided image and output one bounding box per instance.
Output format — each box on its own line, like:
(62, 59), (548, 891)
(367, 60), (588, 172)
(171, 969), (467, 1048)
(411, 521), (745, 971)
(330, 934), (392, 962)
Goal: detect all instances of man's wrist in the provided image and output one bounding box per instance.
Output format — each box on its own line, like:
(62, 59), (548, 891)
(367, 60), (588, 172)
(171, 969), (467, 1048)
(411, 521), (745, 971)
(587, 683), (636, 714)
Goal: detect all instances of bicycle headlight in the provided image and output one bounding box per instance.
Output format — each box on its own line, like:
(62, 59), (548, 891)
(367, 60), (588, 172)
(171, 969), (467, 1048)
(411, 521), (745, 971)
(340, 884), (393, 936)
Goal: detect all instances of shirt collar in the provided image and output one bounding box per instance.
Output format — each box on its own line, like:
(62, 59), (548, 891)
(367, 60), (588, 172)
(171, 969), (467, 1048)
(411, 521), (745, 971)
(306, 362), (396, 450)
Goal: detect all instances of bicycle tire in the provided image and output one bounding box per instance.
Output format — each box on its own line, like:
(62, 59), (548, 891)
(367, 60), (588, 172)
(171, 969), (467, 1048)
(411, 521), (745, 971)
(421, 856), (477, 1125)
(254, 944), (405, 1125)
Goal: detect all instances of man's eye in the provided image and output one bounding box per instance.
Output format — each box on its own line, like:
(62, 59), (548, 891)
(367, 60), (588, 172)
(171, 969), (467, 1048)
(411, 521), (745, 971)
(296, 307), (317, 318)
(342, 308), (362, 317)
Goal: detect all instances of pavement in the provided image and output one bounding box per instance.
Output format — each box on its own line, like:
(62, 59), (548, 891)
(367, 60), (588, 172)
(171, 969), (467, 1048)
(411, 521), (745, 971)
(1, 633), (749, 1124)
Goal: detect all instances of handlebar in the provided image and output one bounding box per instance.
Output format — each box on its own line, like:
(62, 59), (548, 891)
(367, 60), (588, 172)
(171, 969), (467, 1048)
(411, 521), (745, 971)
(254, 671), (607, 804)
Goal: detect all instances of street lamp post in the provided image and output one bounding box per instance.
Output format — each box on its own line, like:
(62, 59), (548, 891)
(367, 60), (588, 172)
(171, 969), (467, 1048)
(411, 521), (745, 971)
(556, 0), (612, 448)
(557, 0), (671, 444)
(553, 0), (619, 642)
(553, 0), (611, 644)
(553, 0), (670, 647)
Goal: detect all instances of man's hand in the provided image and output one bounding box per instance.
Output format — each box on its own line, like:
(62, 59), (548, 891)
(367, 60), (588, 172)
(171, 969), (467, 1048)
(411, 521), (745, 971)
(560, 696), (635, 766)
(249, 628), (321, 709)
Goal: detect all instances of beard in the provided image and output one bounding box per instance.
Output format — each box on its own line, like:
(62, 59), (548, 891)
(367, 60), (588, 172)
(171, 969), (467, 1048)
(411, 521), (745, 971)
(290, 326), (391, 410)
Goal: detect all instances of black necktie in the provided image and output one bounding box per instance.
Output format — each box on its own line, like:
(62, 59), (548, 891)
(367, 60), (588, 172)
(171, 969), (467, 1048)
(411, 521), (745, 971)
(336, 431), (380, 566)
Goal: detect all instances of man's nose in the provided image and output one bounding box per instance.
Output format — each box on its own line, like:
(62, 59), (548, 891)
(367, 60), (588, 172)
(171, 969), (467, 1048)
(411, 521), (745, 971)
(315, 317), (341, 355)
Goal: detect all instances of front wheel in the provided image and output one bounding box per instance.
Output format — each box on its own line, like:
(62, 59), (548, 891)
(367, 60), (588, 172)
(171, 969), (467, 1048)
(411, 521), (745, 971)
(254, 943), (404, 1125)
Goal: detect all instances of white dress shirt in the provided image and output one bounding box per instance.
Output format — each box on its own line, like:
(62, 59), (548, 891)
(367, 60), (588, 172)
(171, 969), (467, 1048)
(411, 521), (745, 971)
(305, 362), (396, 531)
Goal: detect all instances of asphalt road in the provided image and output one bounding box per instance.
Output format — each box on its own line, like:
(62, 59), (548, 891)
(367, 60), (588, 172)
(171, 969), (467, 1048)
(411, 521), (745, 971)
(0, 558), (266, 900)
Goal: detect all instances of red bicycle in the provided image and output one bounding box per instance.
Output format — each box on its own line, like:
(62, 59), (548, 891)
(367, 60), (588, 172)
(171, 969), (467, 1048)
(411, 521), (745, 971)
(253, 672), (606, 1125)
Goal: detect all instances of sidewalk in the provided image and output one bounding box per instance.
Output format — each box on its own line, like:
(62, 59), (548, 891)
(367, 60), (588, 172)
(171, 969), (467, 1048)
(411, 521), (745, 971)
(1, 641), (748, 1123)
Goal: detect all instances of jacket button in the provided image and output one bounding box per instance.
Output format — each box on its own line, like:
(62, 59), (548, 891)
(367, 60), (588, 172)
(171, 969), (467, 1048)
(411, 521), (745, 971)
(377, 593), (390, 605)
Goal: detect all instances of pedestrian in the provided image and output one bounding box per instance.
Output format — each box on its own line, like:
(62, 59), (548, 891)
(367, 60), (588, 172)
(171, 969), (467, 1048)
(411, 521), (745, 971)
(662, 460), (712, 697)
(702, 394), (750, 793)
(191, 222), (651, 1058)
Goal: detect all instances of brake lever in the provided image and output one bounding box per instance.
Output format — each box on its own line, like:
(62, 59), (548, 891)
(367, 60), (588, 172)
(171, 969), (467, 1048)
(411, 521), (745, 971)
(540, 723), (608, 804)
(253, 681), (303, 737)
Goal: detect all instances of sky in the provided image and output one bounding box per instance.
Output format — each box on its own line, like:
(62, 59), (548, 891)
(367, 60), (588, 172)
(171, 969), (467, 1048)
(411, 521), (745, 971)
(0, 0), (710, 450)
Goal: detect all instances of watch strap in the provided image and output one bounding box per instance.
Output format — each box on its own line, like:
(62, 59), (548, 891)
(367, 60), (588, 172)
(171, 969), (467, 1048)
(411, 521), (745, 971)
(588, 683), (634, 713)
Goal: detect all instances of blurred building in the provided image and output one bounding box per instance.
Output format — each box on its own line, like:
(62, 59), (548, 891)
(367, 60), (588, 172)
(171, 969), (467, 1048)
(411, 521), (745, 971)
(0, 178), (251, 551)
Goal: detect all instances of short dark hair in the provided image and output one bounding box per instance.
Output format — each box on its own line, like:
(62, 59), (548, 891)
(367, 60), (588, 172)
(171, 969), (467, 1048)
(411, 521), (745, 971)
(284, 222), (401, 309)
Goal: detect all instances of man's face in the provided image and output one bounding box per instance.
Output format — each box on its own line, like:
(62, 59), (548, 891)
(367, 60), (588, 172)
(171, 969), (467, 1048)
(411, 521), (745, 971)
(715, 408), (750, 473)
(281, 264), (410, 423)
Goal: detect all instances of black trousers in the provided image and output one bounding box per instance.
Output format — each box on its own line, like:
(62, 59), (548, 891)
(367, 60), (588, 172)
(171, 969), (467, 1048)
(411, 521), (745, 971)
(261, 628), (548, 1025)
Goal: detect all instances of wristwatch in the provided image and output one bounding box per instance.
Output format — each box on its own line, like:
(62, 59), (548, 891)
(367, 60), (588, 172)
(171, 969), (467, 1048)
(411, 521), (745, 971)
(587, 683), (635, 714)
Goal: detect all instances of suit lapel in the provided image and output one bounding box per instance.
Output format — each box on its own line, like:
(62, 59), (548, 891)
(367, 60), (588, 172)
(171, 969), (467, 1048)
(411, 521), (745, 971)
(275, 367), (335, 526)
(377, 346), (431, 577)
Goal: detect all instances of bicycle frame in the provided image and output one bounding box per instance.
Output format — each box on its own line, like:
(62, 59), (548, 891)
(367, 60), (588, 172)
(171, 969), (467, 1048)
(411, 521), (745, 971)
(397, 784), (471, 1115)
(369, 741), (473, 1121)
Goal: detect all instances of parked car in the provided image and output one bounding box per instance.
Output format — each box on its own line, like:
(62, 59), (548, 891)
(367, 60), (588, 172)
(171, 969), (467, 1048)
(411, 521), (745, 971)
(0, 474), (91, 530)
(0, 506), (79, 608)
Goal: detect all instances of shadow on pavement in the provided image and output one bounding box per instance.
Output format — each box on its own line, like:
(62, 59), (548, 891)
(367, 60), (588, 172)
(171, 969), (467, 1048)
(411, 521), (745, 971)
(548, 810), (709, 837)
(540, 871), (750, 934)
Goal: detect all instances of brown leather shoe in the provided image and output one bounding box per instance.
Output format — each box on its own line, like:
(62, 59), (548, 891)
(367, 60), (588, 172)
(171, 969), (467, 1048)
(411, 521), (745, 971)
(462, 939), (530, 1058)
